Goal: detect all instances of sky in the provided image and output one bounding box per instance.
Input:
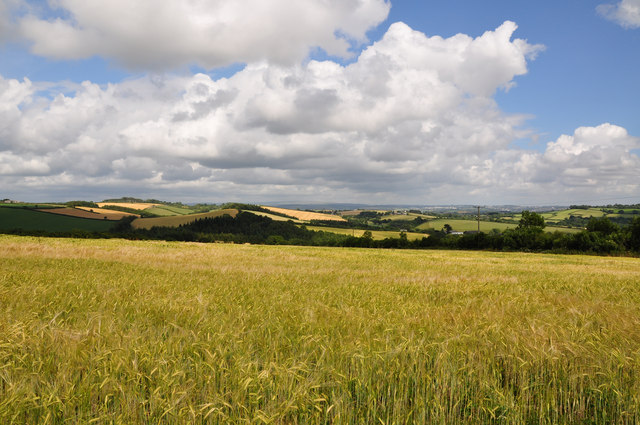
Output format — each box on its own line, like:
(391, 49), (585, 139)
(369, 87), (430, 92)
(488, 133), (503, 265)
(0, 0), (639, 206)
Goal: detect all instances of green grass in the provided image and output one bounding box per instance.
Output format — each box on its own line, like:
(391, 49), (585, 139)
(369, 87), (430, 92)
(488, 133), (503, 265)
(419, 219), (581, 234)
(419, 219), (516, 232)
(379, 213), (435, 221)
(539, 209), (606, 222)
(0, 203), (63, 209)
(0, 207), (115, 232)
(1, 236), (639, 424)
(131, 208), (238, 230)
(144, 205), (196, 216)
(306, 225), (427, 240)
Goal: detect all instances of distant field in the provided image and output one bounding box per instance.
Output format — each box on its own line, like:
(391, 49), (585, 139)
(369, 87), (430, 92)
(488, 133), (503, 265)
(339, 209), (362, 216)
(539, 208), (606, 222)
(380, 212), (436, 221)
(38, 207), (137, 221)
(419, 219), (516, 232)
(36, 207), (112, 220)
(0, 207), (115, 232)
(144, 205), (195, 216)
(131, 208), (238, 230)
(306, 225), (427, 240)
(1, 236), (639, 423)
(609, 212), (640, 218)
(97, 202), (159, 210)
(77, 206), (138, 220)
(419, 219), (581, 233)
(244, 210), (304, 223)
(0, 202), (62, 209)
(262, 206), (346, 222)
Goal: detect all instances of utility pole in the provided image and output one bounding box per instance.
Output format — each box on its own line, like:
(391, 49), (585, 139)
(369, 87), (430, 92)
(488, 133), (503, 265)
(476, 205), (481, 249)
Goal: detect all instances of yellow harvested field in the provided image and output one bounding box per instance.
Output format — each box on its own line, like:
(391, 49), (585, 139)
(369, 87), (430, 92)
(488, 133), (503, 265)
(339, 210), (363, 216)
(77, 206), (139, 219)
(244, 210), (304, 223)
(35, 207), (118, 220)
(96, 202), (159, 210)
(262, 206), (346, 222)
(131, 208), (238, 230)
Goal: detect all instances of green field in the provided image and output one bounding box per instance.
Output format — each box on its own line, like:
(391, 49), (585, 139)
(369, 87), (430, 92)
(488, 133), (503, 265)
(306, 225), (427, 240)
(144, 205), (196, 216)
(419, 219), (516, 232)
(131, 208), (238, 230)
(535, 209), (606, 224)
(1, 235), (639, 423)
(379, 213), (435, 221)
(419, 219), (581, 233)
(0, 202), (63, 209)
(0, 207), (115, 232)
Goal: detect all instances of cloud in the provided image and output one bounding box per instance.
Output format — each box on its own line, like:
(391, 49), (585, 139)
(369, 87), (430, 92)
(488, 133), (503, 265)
(598, 0), (640, 28)
(2, 21), (638, 204)
(487, 124), (640, 202)
(16, 0), (390, 70)
(0, 0), (15, 42)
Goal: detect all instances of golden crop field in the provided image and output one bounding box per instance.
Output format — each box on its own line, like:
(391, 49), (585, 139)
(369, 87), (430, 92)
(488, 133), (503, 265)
(1, 235), (639, 424)
(244, 210), (304, 223)
(262, 206), (346, 222)
(96, 202), (159, 210)
(77, 206), (139, 220)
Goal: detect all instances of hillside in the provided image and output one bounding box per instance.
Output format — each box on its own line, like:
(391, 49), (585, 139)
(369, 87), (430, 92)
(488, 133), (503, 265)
(0, 207), (115, 232)
(261, 206), (346, 222)
(131, 209), (239, 230)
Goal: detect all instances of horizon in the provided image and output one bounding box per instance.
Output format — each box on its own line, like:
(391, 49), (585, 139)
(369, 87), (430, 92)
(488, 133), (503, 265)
(4, 195), (639, 211)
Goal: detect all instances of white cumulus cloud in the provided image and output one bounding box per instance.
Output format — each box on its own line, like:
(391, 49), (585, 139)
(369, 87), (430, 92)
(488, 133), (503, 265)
(0, 0), (15, 42)
(2, 21), (638, 204)
(16, 0), (390, 70)
(598, 0), (640, 28)
(489, 124), (640, 202)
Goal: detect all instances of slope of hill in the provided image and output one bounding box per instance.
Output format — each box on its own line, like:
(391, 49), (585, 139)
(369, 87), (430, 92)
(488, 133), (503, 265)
(143, 205), (195, 216)
(418, 219), (581, 233)
(261, 206), (346, 222)
(131, 209), (238, 230)
(97, 202), (159, 210)
(76, 207), (139, 220)
(0, 207), (115, 232)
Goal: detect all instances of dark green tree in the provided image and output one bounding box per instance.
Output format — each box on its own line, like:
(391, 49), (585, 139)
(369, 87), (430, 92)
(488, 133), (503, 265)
(517, 210), (545, 229)
(627, 217), (640, 252)
(586, 217), (618, 235)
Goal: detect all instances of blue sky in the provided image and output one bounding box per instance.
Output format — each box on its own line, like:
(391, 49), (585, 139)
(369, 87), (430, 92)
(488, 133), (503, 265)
(1, 0), (639, 205)
(383, 1), (640, 145)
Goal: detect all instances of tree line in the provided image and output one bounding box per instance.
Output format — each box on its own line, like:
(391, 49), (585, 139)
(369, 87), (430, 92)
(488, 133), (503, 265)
(3, 210), (640, 255)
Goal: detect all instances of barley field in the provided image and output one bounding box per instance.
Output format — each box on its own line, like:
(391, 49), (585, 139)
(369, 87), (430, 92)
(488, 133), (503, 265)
(1, 235), (639, 424)
(261, 206), (346, 222)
